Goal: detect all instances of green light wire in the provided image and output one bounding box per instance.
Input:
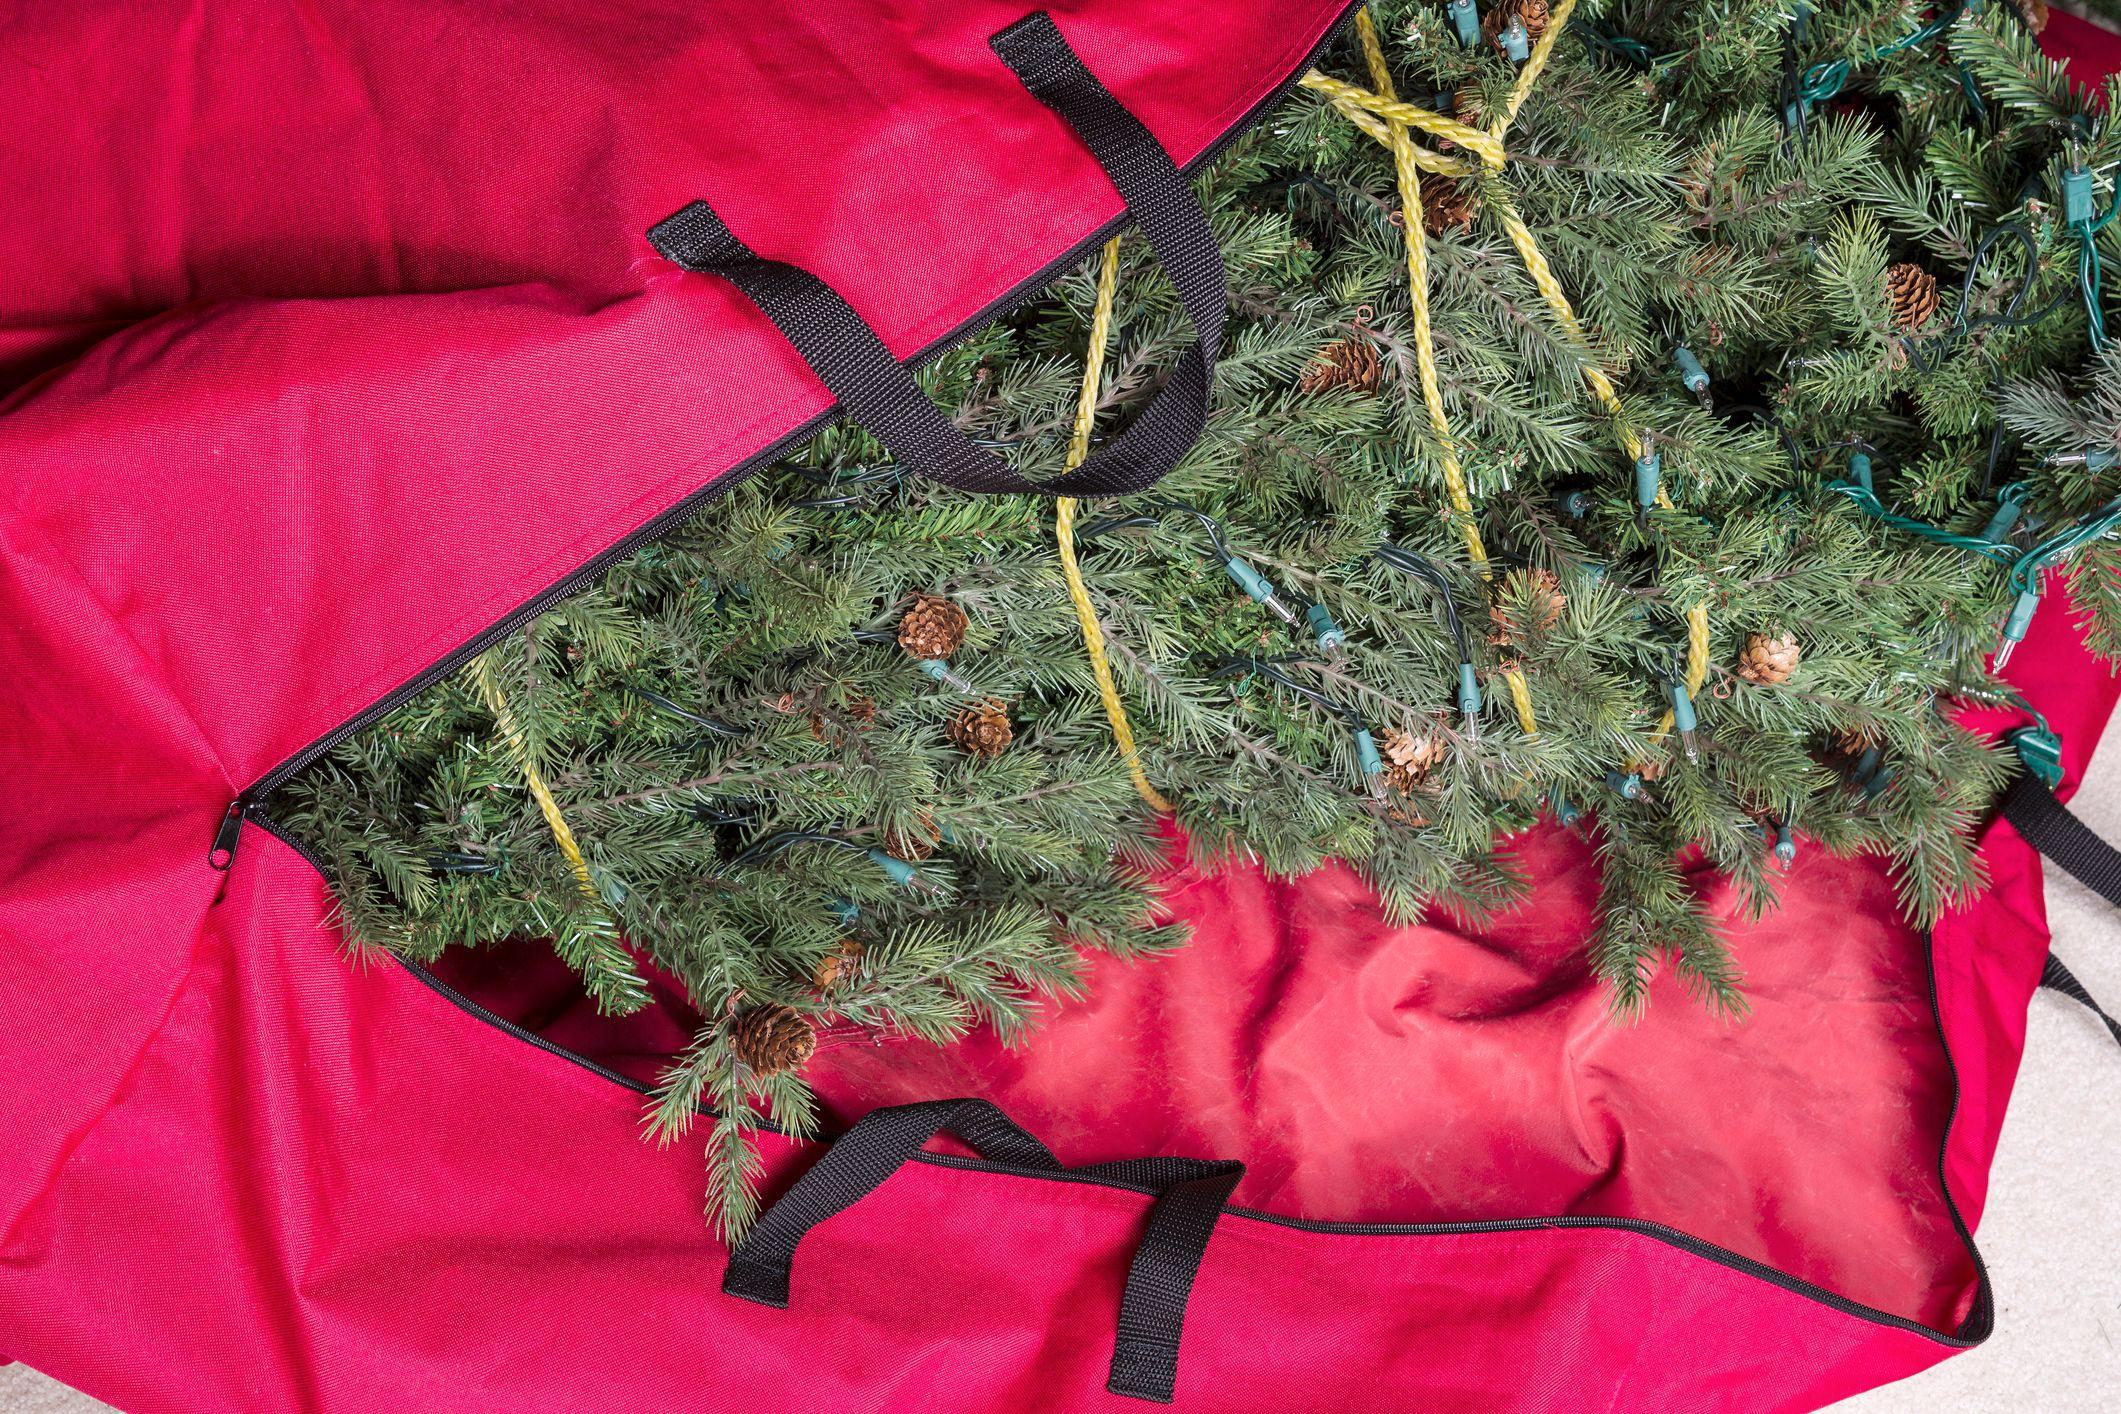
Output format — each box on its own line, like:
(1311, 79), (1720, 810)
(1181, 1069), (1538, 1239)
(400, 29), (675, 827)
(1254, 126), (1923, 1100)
(2006, 495), (2121, 597)
(1794, 3), (1965, 106)
(2075, 200), (2117, 353)
(1828, 448), (2017, 562)
(1830, 479), (2018, 561)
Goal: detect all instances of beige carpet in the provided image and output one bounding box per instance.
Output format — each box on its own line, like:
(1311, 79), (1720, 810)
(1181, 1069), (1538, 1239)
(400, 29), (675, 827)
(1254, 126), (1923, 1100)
(5, 748), (2118, 1412)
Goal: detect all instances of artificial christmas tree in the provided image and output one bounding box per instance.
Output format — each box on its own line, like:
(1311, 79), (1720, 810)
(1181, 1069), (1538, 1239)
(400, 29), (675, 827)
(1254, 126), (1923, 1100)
(274, 0), (2121, 1232)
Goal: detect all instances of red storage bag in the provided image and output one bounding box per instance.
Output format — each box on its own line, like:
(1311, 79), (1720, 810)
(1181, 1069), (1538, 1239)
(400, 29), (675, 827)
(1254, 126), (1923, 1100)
(2, 3), (2118, 1410)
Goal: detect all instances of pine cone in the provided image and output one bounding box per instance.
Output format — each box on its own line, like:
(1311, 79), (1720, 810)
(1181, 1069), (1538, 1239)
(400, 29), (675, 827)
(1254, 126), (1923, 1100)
(809, 694), (879, 744)
(1453, 82), (1486, 132)
(1833, 724), (1882, 756)
(1484, 0), (1551, 49)
(897, 593), (969, 660)
(1492, 568), (1566, 646)
(812, 939), (865, 991)
(1736, 631), (1800, 686)
(882, 813), (938, 862)
(729, 1004), (817, 1075)
(2013, 0), (2049, 35)
(1298, 337), (1383, 395)
(1385, 800), (1431, 827)
(1419, 171), (1478, 236)
(1886, 262), (1939, 332)
(946, 700), (1013, 758)
(1381, 726), (1448, 794)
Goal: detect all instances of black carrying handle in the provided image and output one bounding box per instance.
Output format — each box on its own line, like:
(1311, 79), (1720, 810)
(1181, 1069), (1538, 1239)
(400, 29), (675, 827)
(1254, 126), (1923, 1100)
(645, 10), (1227, 499)
(724, 1098), (1244, 1405)
(2002, 773), (2121, 1049)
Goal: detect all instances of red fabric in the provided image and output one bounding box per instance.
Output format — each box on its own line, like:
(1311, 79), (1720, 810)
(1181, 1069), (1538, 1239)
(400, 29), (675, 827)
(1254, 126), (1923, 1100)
(3, 4), (2118, 1411)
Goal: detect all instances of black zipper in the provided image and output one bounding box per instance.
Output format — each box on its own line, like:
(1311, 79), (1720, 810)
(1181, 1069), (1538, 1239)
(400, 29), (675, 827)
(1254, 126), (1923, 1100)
(221, 0), (1988, 1353)
(910, 1149), (1979, 1344)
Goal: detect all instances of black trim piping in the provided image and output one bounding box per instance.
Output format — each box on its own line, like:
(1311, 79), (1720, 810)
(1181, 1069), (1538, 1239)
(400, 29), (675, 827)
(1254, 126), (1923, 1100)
(232, 0), (1987, 1357)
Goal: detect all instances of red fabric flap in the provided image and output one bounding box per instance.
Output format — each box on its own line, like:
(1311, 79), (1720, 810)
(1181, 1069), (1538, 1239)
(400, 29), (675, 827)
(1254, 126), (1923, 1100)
(0, 0), (1352, 792)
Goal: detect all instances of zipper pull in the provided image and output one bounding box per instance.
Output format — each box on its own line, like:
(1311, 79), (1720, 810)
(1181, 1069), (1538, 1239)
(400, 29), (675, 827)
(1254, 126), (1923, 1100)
(210, 797), (247, 870)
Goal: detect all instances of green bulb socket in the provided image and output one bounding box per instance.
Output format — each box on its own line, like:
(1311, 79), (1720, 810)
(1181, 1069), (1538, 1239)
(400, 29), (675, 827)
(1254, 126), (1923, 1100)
(1549, 791), (1582, 826)
(1847, 450), (1874, 495)
(1634, 451), (1661, 509)
(2010, 725), (2066, 788)
(826, 896), (861, 926)
(2065, 165), (2096, 228)
(1557, 488), (1593, 519)
(1225, 557), (1299, 623)
(1457, 662), (1483, 719)
(866, 850), (920, 888)
(1670, 681), (1698, 735)
(1306, 602), (1348, 653)
(1773, 822), (1796, 865)
(1605, 770), (1643, 800)
(2002, 587), (2041, 645)
(1500, 18), (1530, 62)
(1447, 0), (1479, 48)
(1224, 556), (1271, 600)
(2089, 448), (2120, 473)
(1852, 744), (1883, 785)
(1353, 727), (1385, 779)
(1979, 487), (2025, 545)
(1674, 346), (1710, 400)
(918, 659), (973, 691)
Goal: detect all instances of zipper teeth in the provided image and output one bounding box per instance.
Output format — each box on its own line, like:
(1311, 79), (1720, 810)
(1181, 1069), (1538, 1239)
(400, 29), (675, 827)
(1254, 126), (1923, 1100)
(1920, 929), (1992, 1342)
(906, 1151), (1975, 1344)
(241, 0), (1362, 807)
(229, 1), (1985, 1355)
(243, 439), (788, 801)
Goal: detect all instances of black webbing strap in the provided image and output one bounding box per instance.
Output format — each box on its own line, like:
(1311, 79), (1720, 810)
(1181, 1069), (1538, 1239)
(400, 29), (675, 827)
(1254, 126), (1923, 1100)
(1095, 1159), (1246, 1402)
(2002, 773), (2121, 1051)
(645, 10), (1227, 498)
(723, 1097), (1243, 1405)
(2040, 954), (2121, 1048)
(2002, 772), (2121, 911)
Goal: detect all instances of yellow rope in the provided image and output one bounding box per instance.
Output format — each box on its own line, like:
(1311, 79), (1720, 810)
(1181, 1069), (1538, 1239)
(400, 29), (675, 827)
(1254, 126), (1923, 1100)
(1351, 8), (1537, 735)
(1491, 193), (1712, 737)
(1056, 238), (1176, 814)
(468, 653), (605, 905)
(1655, 597), (1713, 744)
(1324, 93), (1480, 176)
(1307, 3), (1710, 745)
(1490, 0), (1579, 136)
(1298, 71), (1507, 168)
(1491, 196), (1645, 464)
